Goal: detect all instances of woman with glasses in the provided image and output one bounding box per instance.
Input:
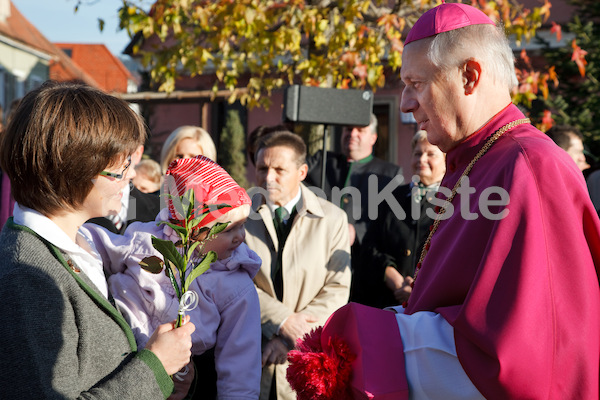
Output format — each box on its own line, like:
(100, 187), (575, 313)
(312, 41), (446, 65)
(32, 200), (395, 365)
(0, 81), (195, 399)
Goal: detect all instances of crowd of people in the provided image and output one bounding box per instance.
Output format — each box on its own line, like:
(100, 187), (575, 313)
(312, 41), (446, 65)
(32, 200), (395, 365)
(0, 2), (598, 400)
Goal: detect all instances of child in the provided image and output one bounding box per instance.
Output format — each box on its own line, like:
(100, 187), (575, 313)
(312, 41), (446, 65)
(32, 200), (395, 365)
(84, 155), (262, 399)
(132, 158), (162, 194)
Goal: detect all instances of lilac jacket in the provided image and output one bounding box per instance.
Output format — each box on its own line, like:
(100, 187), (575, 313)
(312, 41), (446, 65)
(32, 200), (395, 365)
(83, 211), (262, 399)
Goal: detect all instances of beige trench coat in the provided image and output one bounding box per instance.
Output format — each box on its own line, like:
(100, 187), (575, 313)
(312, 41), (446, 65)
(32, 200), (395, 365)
(245, 183), (352, 400)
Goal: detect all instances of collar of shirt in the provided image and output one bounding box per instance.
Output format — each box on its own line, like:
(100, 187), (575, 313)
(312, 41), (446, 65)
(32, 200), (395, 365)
(267, 188), (302, 223)
(410, 181), (441, 203)
(13, 203), (109, 298)
(116, 182), (131, 222)
(409, 181), (441, 191)
(347, 153), (374, 164)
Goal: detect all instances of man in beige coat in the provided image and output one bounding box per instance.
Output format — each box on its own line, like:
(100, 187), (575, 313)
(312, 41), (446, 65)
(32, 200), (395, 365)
(245, 129), (351, 400)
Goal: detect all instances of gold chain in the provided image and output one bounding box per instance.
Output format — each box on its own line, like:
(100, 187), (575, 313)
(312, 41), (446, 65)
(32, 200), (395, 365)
(412, 118), (531, 283)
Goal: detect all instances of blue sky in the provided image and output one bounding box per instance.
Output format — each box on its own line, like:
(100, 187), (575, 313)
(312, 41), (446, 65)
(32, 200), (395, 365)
(12, 0), (134, 57)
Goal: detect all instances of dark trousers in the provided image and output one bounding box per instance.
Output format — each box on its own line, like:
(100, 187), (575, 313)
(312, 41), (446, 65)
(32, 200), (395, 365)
(269, 373), (277, 400)
(190, 348), (217, 400)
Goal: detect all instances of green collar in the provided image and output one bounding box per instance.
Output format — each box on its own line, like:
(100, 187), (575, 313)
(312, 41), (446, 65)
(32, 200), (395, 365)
(342, 154), (374, 194)
(6, 218), (138, 351)
(351, 154), (374, 164)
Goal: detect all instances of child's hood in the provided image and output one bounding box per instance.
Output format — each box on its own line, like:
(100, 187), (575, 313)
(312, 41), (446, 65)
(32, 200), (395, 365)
(212, 242), (261, 279)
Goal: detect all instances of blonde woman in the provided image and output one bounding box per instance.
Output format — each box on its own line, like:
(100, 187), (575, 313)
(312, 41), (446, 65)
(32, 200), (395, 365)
(160, 126), (217, 173)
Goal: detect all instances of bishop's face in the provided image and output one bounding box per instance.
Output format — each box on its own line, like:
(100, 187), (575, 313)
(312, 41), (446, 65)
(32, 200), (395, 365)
(400, 38), (470, 153)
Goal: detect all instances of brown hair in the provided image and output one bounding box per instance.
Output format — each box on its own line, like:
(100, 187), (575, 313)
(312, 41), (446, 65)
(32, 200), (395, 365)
(247, 124), (294, 166)
(255, 129), (307, 167)
(546, 125), (584, 151)
(0, 81), (146, 216)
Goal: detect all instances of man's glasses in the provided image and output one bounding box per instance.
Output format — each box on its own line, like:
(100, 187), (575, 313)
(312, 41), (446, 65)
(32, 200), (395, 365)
(99, 156), (132, 181)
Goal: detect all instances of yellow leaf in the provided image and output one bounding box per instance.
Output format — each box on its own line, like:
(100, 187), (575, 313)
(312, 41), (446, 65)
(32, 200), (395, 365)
(318, 19), (328, 32)
(245, 8), (256, 23)
(313, 32), (327, 48)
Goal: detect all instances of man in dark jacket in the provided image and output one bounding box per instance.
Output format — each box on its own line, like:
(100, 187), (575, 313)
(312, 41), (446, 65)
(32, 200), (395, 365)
(304, 114), (402, 295)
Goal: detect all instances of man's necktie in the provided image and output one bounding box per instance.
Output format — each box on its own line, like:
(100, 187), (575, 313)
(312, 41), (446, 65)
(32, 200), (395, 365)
(273, 206), (289, 240)
(273, 206), (293, 301)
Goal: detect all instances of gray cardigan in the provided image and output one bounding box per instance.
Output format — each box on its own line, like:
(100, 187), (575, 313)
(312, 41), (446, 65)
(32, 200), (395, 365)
(0, 219), (174, 399)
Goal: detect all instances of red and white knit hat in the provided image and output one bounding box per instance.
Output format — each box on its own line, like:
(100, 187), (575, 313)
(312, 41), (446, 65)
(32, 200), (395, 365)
(164, 155), (251, 227)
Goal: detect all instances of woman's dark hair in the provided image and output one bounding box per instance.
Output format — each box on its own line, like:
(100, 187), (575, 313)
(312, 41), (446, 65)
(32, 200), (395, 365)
(0, 81), (146, 216)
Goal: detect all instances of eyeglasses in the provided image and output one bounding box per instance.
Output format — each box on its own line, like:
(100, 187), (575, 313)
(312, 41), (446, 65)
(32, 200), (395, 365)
(99, 156), (132, 181)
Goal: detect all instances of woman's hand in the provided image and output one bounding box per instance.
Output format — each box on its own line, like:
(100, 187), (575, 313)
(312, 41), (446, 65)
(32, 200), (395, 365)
(384, 267), (405, 291)
(393, 276), (413, 304)
(384, 267), (413, 304)
(146, 315), (196, 375)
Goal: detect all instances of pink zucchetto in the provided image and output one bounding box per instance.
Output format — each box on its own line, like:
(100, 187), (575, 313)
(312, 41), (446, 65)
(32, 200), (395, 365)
(404, 1), (495, 45)
(164, 155), (250, 226)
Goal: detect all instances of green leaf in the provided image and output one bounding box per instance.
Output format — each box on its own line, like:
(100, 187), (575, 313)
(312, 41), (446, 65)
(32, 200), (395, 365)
(184, 251), (217, 291)
(139, 256), (164, 274)
(185, 188), (196, 219)
(187, 240), (202, 259)
(166, 191), (186, 219)
(188, 204), (231, 230)
(203, 203), (232, 213)
(156, 220), (187, 235)
(188, 213), (210, 230)
(208, 221), (230, 237)
(165, 260), (182, 299)
(151, 237), (186, 271)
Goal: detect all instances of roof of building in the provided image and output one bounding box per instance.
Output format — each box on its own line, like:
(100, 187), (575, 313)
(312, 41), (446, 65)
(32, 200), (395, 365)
(0, 1), (98, 87)
(55, 43), (136, 93)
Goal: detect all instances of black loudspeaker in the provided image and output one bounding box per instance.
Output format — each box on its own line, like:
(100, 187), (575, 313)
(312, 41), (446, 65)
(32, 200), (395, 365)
(283, 85), (373, 126)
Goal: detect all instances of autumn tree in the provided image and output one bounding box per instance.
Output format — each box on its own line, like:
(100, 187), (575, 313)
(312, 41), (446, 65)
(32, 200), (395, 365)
(218, 108), (249, 188)
(531, 0), (600, 156)
(80, 0), (558, 109)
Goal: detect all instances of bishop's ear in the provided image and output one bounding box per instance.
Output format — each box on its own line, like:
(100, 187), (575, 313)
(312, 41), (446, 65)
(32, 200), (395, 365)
(463, 59), (482, 95)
